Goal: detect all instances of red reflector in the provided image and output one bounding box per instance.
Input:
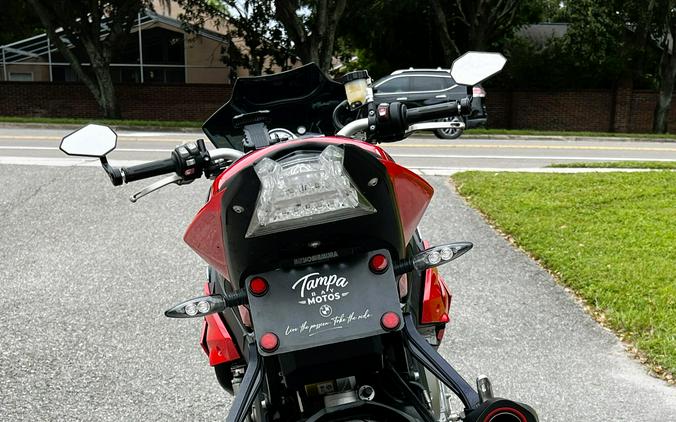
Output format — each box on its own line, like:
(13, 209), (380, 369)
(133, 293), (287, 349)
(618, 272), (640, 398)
(440, 312), (450, 323)
(381, 312), (401, 330)
(436, 328), (445, 342)
(259, 332), (279, 352)
(249, 277), (268, 296)
(369, 254), (389, 273)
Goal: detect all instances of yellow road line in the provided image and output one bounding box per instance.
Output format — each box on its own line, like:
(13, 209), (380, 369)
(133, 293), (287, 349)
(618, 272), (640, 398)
(2, 136), (676, 152)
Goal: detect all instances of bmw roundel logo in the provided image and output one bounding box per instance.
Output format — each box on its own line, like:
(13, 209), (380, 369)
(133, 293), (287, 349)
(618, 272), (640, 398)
(319, 304), (333, 318)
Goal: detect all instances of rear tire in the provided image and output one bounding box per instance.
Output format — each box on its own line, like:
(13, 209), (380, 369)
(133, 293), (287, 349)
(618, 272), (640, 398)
(433, 117), (463, 140)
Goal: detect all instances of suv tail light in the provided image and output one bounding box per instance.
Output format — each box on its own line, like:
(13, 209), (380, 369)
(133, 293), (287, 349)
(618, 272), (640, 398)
(473, 86), (486, 97)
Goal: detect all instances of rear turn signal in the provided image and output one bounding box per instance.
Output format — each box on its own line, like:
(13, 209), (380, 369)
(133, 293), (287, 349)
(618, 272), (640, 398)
(380, 312), (401, 331)
(411, 242), (473, 271)
(259, 332), (279, 352)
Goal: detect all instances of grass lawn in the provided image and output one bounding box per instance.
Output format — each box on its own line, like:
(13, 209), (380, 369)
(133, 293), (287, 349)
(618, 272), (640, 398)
(468, 128), (676, 140)
(549, 161), (676, 170)
(452, 171), (676, 378)
(0, 116), (202, 128)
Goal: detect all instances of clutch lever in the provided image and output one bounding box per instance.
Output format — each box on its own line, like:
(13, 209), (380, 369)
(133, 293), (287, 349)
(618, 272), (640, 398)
(129, 173), (187, 203)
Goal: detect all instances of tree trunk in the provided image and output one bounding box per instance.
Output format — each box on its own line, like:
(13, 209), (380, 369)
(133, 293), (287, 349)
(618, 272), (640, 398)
(317, 0), (346, 72)
(274, 0), (346, 74)
(93, 64), (121, 118)
(430, 0), (459, 66)
(654, 51), (676, 133)
(81, 37), (121, 119)
(28, 0), (122, 119)
(654, 12), (676, 134)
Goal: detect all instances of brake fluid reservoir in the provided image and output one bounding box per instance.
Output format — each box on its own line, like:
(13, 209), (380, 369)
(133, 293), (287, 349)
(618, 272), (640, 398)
(340, 70), (370, 110)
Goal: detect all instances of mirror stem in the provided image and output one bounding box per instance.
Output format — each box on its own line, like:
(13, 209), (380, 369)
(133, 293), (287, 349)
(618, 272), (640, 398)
(100, 157), (124, 186)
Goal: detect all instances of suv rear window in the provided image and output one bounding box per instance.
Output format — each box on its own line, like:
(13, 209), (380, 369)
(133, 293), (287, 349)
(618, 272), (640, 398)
(411, 76), (449, 91)
(376, 77), (410, 93)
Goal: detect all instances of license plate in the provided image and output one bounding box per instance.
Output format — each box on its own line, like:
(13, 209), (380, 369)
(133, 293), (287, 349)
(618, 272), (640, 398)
(246, 249), (402, 355)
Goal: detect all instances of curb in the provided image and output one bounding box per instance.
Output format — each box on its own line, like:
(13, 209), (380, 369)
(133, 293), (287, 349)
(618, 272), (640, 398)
(0, 122), (203, 133)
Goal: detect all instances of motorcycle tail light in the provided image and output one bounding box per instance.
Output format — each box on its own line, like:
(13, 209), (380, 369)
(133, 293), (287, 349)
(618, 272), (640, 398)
(246, 145), (376, 237)
(473, 86), (486, 97)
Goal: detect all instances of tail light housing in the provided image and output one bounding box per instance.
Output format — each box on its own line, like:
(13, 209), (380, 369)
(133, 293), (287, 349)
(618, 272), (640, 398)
(246, 145), (376, 237)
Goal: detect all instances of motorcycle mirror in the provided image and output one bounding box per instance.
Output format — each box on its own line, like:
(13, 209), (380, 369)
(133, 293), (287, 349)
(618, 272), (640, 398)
(60, 124), (117, 158)
(450, 51), (506, 86)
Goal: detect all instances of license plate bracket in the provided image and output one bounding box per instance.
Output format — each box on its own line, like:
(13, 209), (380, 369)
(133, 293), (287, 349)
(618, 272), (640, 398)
(246, 249), (402, 355)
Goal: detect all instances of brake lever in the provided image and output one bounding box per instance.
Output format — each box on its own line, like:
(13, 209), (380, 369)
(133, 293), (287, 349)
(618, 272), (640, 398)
(405, 120), (465, 136)
(129, 173), (184, 203)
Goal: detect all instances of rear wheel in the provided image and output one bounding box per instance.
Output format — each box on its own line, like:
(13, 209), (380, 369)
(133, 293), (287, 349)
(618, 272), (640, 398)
(433, 117), (463, 140)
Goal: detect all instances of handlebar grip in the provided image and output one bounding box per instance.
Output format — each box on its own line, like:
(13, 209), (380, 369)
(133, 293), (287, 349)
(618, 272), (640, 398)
(405, 98), (472, 125)
(121, 157), (177, 183)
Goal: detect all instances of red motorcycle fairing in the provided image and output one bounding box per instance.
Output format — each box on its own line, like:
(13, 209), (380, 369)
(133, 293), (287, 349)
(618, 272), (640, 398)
(420, 267), (452, 324)
(184, 136), (433, 282)
(420, 241), (452, 325)
(199, 282), (241, 365)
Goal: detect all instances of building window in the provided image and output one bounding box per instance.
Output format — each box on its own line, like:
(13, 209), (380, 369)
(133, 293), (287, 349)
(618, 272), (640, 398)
(9, 72), (33, 81)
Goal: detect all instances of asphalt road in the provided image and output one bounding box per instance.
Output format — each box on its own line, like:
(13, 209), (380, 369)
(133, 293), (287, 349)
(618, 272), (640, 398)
(1, 126), (676, 173)
(0, 128), (675, 420)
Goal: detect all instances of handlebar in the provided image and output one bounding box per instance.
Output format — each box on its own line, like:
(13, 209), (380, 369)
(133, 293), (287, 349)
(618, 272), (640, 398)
(335, 97), (472, 140)
(121, 157), (177, 183)
(406, 99), (470, 124)
(102, 141), (245, 193)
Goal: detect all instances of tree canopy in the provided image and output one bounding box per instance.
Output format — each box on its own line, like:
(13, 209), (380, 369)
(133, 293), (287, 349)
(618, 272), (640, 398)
(8, 0), (676, 131)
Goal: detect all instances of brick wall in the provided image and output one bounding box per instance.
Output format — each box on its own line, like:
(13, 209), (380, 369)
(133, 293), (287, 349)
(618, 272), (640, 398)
(2, 81), (676, 132)
(487, 89), (676, 133)
(0, 82), (233, 121)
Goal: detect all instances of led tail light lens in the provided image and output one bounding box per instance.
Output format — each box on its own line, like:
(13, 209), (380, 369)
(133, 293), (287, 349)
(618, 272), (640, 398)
(246, 145), (376, 237)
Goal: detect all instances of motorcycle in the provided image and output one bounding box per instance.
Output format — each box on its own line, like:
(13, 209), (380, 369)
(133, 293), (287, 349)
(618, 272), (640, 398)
(60, 51), (537, 422)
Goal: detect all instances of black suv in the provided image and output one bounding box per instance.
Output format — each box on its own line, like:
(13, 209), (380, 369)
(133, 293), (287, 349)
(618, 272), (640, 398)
(372, 68), (487, 139)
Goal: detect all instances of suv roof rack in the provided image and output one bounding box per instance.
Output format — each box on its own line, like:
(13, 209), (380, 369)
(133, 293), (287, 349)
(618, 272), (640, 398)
(390, 67), (451, 75)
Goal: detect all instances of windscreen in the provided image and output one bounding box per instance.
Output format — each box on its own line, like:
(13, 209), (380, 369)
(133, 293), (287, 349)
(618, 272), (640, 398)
(203, 63), (346, 150)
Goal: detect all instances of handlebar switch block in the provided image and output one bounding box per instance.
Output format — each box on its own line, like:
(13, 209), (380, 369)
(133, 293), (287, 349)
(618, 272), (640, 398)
(371, 102), (408, 143)
(172, 140), (207, 181)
